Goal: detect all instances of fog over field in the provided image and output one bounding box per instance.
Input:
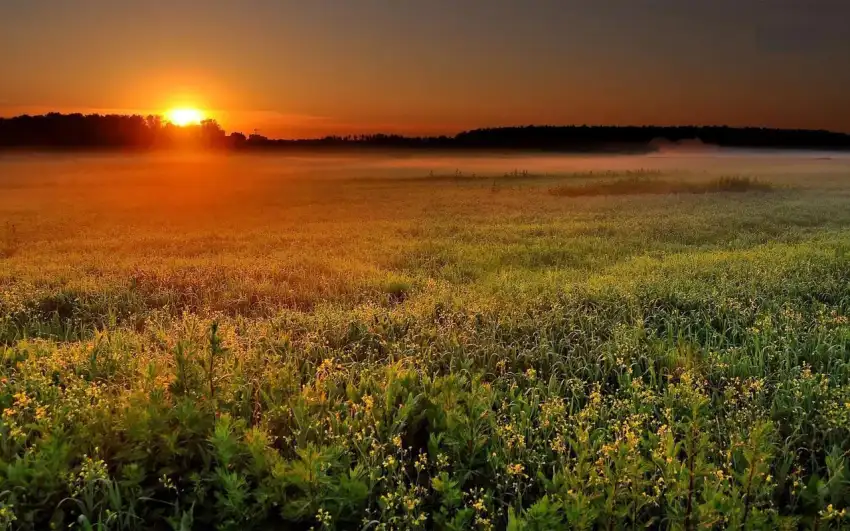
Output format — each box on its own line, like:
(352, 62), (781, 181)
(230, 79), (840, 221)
(2, 148), (849, 186)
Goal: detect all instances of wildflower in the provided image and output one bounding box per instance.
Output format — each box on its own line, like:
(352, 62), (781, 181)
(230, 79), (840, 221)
(0, 505), (17, 525)
(316, 358), (338, 380)
(35, 406), (47, 420)
(392, 435), (402, 448)
(551, 434), (566, 454)
(588, 384), (603, 406)
(506, 463), (525, 476)
(415, 452), (428, 472)
(12, 392), (29, 407)
(159, 474), (176, 491)
(2, 408), (15, 418)
(316, 508), (332, 527)
(9, 425), (24, 440)
(474, 515), (493, 530)
(625, 428), (639, 447)
(819, 504), (847, 520)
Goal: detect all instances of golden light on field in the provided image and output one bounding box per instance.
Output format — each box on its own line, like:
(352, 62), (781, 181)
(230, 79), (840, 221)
(166, 108), (204, 126)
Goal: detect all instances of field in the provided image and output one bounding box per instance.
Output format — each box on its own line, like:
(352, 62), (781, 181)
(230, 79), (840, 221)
(2, 151), (850, 530)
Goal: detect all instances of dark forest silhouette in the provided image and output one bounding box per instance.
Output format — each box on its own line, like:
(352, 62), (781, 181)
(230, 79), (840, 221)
(0, 113), (230, 149)
(2, 113), (850, 152)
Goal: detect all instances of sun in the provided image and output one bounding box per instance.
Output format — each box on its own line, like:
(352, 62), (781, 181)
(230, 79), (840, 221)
(166, 108), (204, 127)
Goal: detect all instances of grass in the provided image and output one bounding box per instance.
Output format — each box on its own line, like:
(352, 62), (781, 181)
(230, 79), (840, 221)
(0, 223), (18, 259)
(549, 175), (774, 197)
(2, 152), (850, 529)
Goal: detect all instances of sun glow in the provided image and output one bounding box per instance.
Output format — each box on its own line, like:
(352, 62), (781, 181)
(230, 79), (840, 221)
(166, 108), (204, 126)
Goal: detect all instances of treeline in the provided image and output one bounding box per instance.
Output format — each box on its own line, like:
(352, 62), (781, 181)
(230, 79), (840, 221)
(2, 113), (850, 152)
(221, 126), (850, 151)
(0, 113), (232, 149)
(453, 125), (850, 150)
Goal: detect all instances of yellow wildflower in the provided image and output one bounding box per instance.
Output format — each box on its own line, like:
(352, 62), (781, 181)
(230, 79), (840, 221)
(507, 463), (525, 476)
(472, 498), (486, 512)
(13, 392), (29, 407)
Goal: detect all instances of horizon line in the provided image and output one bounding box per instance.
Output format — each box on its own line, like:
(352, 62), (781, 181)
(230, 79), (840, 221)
(2, 112), (850, 141)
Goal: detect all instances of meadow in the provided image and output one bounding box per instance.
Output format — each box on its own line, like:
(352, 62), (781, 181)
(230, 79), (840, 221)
(2, 150), (850, 530)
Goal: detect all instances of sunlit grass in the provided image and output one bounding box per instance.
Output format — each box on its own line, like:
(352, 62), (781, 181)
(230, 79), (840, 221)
(2, 153), (850, 529)
(549, 174), (774, 197)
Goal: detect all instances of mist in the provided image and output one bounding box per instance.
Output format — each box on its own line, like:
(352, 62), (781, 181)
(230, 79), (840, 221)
(4, 148), (850, 180)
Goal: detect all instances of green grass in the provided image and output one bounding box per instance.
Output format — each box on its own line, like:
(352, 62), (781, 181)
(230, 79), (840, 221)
(549, 175), (774, 197)
(2, 153), (850, 529)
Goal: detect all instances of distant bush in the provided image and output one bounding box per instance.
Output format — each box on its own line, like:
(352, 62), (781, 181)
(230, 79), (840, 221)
(549, 175), (773, 197)
(708, 175), (775, 192)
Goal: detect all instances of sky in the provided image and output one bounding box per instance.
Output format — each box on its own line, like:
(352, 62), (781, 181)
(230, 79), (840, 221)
(1, 0), (849, 138)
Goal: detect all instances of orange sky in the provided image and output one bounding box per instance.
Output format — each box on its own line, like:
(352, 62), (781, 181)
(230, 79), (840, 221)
(2, 1), (849, 138)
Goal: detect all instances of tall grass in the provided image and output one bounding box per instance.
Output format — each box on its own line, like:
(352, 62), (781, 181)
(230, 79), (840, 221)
(0, 155), (849, 529)
(549, 175), (773, 197)
(0, 222), (18, 259)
